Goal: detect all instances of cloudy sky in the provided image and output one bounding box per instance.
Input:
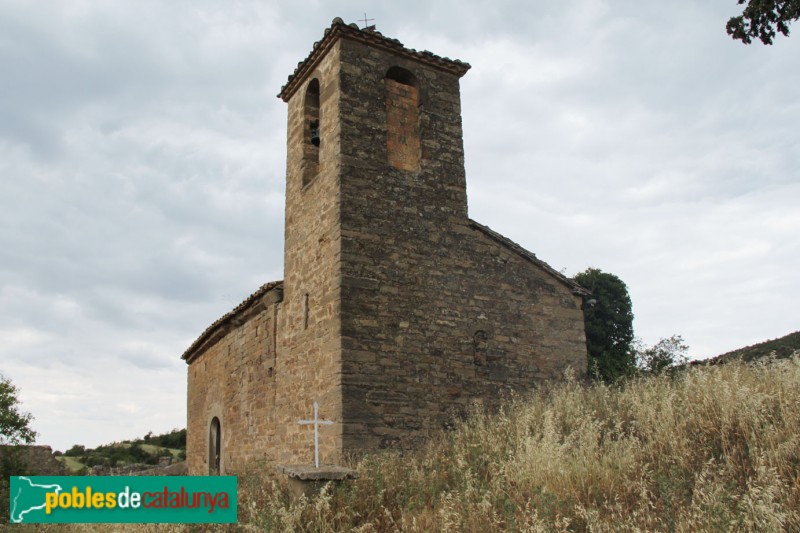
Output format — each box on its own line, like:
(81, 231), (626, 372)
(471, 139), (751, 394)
(1, 0), (798, 451)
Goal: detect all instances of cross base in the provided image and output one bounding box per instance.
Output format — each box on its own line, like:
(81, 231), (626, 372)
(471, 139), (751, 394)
(276, 464), (358, 499)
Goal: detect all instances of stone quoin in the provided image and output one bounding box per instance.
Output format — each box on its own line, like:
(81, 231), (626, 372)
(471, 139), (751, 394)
(182, 18), (589, 475)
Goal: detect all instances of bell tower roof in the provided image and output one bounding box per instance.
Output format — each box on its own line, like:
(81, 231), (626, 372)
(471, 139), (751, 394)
(277, 17), (471, 102)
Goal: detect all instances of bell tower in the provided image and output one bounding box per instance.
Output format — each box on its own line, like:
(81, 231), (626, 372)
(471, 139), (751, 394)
(277, 18), (473, 454)
(278, 18), (472, 261)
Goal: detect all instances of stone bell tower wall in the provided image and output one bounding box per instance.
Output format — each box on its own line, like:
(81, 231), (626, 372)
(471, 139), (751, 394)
(332, 37), (587, 451)
(277, 41), (344, 466)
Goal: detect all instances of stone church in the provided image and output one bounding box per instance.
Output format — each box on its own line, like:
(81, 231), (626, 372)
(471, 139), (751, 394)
(182, 18), (589, 476)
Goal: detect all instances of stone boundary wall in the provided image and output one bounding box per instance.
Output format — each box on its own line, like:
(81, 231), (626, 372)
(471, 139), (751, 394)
(0, 445), (65, 476)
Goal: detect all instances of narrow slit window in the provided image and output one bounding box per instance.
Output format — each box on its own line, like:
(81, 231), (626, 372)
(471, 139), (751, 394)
(303, 292), (309, 330)
(303, 79), (321, 186)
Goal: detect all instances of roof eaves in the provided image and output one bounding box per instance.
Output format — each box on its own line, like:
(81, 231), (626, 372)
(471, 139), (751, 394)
(468, 220), (590, 297)
(181, 280), (284, 364)
(278, 17), (470, 102)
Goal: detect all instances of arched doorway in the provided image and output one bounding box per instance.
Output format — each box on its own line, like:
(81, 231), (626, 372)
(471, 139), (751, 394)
(208, 417), (221, 475)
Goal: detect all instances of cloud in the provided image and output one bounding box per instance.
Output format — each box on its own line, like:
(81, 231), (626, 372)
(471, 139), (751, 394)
(0, 0), (798, 451)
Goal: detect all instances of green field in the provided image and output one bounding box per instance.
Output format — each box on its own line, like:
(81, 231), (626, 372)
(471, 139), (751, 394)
(55, 455), (85, 474)
(56, 428), (185, 473)
(119, 442), (183, 458)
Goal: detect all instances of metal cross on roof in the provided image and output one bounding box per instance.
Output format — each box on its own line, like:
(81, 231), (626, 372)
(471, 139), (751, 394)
(359, 13), (375, 29)
(298, 401), (334, 468)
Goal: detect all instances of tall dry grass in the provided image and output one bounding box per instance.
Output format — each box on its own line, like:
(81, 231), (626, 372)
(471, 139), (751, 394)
(239, 357), (800, 532)
(18, 356), (800, 532)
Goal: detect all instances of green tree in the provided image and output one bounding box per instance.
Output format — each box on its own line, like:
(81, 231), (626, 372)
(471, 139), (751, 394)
(0, 373), (36, 522)
(727, 0), (800, 44)
(636, 335), (689, 375)
(572, 268), (636, 383)
(64, 444), (86, 457)
(0, 373), (36, 446)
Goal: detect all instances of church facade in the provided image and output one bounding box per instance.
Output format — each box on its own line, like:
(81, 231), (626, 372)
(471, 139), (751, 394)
(183, 18), (589, 476)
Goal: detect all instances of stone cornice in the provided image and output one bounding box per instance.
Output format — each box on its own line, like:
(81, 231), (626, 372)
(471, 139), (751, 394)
(278, 17), (471, 102)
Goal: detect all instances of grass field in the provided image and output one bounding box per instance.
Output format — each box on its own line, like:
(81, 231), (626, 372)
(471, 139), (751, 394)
(20, 355), (800, 532)
(54, 455), (85, 474)
(123, 442), (183, 458)
(236, 356), (800, 532)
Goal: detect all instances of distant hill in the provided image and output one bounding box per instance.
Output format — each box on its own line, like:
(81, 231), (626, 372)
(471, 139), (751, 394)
(706, 330), (800, 365)
(56, 428), (185, 473)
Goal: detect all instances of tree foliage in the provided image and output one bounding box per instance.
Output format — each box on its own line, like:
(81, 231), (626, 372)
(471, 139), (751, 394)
(0, 374), (36, 523)
(727, 0), (800, 44)
(0, 373), (36, 446)
(636, 335), (690, 375)
(572, 268), (636, 383)
(64, 444), (86, 457)
(61, 428), (186, 472)
(140, 428), (186, 450)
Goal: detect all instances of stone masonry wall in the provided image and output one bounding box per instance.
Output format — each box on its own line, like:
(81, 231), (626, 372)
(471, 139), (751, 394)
(0, 445), (65, 476)
(276, 39), (344, 466)
(334, 37), (587, 452)
(186, 301), (279, 475)
(187, 39), (347, 473)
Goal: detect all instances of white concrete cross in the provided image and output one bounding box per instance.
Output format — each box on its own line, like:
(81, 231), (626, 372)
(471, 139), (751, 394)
(298, 401), (334, 468)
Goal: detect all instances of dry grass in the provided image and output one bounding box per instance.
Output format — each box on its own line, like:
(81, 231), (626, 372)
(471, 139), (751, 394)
(239, 357), (800, 532)
(16, 356), (800, 532)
